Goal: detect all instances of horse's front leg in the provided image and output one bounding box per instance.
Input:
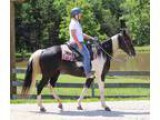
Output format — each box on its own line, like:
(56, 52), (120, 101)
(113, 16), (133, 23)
(97, 76), (111, 111)
(77, 78), (94, 110)
(77, 87), (87, 110)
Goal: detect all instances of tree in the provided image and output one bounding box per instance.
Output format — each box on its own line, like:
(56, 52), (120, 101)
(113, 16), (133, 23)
(15, 0), (150, 52)
(91, 0), (123, 37)
(120, 0), (150, 45)
(15, 0), (64, 51)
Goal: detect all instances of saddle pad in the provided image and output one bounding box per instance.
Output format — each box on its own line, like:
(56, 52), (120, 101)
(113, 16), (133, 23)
(60, 45), (76, 61)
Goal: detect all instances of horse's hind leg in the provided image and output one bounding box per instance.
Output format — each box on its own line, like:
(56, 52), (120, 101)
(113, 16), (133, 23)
(77, 78), (94, 110)
(49, 71), (63, 110)
(37, 76), (49, 112)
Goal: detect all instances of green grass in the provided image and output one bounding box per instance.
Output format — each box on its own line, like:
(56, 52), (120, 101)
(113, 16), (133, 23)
(15, 87), (149, 97)
(17, 74), (149, 83)
(11, 74), (150, 104)
(17, 86), (149, 97)
(135, 45), (150, 52)
(11, 97), (148, 104)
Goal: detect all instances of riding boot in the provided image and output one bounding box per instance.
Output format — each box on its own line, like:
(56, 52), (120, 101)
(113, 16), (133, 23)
(87, 71), (95, 79)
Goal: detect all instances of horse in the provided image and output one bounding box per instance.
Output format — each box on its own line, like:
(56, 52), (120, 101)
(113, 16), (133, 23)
(21, 28), (136, 112)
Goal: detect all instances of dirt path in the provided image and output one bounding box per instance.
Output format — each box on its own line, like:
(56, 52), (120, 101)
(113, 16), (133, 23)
(11, 100), (149, 120)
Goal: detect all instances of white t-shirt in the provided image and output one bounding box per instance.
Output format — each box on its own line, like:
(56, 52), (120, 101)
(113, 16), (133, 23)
(69, 19), (84, 42)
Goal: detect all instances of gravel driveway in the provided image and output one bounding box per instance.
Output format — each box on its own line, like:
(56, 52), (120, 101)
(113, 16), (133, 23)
(11, 100), (149, 120)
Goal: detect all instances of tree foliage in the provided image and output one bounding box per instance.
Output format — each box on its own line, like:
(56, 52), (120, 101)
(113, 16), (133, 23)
(120, 0), (150, 45)
(15, 0), (150, 52)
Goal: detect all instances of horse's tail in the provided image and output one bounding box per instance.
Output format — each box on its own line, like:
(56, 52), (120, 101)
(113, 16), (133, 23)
(21, 49), (42, 97)
(21, 59), (33, 96)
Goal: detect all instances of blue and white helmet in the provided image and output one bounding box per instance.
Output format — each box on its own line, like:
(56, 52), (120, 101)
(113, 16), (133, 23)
(70, 7), (82, 17)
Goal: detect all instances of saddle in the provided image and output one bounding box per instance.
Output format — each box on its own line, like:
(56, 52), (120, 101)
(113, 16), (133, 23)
(61, 41), (98, 62)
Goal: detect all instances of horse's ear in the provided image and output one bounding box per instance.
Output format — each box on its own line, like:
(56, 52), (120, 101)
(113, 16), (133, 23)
(119, 18), (126, 35)
(120, 18), (126, 29)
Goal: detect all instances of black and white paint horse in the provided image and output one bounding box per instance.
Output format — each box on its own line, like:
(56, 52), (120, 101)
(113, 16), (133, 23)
(22, 28), (136, 112)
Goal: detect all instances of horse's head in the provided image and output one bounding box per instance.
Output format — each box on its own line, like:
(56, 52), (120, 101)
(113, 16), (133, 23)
(118, 29), (136, 57)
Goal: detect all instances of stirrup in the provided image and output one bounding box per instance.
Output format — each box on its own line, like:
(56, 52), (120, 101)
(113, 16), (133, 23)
(87, 71), (95, 79)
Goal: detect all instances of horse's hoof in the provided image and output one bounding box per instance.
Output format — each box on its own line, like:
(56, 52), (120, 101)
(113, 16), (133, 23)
(58, 103), (63, 110)
(40, 107), (46, 112)
(105, 107), (111, 111)
(77, 105), (83, 110)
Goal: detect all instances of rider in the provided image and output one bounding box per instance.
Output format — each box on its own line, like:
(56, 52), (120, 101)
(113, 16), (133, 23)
(69, 7), (95, 79)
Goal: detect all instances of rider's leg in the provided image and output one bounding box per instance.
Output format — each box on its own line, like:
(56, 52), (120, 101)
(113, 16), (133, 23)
(80, 44), (94, 78)
(72, 43), (94, 78)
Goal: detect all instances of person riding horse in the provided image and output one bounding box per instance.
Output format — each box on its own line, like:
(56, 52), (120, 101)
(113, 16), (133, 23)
(21, 7), (136, 112)
(69, 7), (96, 79)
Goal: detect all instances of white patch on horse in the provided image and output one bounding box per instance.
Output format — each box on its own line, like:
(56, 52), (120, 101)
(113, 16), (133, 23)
(111, 35), (119, 55)
(77, 87), (88, 106)
(37, 95), (43, 108)
(30, 49), (43, 88)
(92, 53), (106, 77)
(92, 52), (108, 108)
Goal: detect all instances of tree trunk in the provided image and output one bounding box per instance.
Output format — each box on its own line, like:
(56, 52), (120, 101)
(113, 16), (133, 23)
(10, 1), (17, 99)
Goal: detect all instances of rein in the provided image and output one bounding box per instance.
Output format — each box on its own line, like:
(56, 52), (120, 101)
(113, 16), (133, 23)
(98, 44), (127, 63)
(96, 35), (130, 63)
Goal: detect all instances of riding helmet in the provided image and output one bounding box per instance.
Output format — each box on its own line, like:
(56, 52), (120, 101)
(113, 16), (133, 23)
(70, 7), (82, 17)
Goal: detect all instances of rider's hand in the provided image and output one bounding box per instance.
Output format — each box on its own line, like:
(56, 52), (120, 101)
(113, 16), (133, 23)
(92, 37), (98, 41)
(91, 37), (99, 46)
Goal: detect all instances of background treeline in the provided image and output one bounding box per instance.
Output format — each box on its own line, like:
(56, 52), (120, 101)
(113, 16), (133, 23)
(15, 0), (150, 52)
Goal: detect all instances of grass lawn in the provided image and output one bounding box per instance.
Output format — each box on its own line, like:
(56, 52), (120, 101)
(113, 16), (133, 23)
(17, 74), (149, 83)
(11, 74), (150, 104)
(135, 45), (150, 52)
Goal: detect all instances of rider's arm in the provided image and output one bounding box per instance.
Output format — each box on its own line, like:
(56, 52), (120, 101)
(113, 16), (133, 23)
(71, 30), (82, 50)
(83, 33), (94, 40)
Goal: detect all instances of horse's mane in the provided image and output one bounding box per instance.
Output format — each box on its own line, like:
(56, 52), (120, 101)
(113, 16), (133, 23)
(100, 38), (113, 56)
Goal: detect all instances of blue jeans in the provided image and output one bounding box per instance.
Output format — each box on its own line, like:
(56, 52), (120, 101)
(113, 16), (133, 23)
(72, 42), (91, 77)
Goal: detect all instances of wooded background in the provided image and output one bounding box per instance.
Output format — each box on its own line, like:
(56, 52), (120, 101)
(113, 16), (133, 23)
(14, 0), (150, 52)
